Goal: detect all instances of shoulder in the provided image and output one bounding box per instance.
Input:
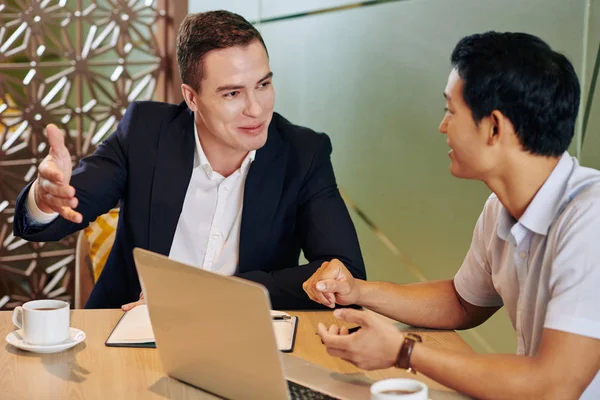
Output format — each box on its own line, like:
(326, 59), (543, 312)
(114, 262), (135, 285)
(554, 184), (600, 232)
(548, 172), (600, 267)
(127, 101), (187, 125)
(480, 193), (504, 228)
(563, 160), (600, 205)
(116, 101), (190, 145)
(271, 112), (331, 156)
(554, 160), (600, 228)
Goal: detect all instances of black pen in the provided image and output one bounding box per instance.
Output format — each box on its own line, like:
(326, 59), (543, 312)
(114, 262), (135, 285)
(272, 315), (291, 320)
(347, 325), (361, 334)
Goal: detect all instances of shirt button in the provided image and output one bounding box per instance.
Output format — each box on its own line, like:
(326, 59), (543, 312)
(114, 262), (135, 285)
(222, 186), (228, 192)
(519, 251), (527, 259)
(212, 233), (220, 239)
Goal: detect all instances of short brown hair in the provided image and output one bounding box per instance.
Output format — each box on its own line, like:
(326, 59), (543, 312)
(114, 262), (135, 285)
(176, 10), (268, 91)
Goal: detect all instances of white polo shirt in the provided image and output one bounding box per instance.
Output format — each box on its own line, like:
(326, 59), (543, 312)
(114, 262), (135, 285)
(454, 152), (600, 399)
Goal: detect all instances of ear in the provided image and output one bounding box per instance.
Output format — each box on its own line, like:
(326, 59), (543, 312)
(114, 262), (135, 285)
(181, 84), (199, 112)
(487, 110), (512, 146)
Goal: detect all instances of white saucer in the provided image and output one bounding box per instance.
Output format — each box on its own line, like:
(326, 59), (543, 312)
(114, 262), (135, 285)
(5, 327), (86, 354)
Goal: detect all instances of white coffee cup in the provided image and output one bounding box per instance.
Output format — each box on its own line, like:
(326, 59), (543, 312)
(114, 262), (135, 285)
(371, 378), (428, 400)
(12, 300), (70, 346)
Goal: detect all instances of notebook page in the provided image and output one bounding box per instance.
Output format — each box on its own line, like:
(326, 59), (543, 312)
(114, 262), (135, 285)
(107, 304), (155, 344)
(272, 316), (297, 352)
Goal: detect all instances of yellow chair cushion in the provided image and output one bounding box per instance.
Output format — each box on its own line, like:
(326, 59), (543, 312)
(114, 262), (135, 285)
(83, 209), (119, 282)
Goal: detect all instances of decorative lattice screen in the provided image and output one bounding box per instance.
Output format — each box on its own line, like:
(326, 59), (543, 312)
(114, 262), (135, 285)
(0, 0), (166, 309)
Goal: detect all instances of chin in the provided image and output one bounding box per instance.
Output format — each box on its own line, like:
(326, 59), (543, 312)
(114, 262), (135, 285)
(449, 163), (465, 179)
(242, 131), (268, 151)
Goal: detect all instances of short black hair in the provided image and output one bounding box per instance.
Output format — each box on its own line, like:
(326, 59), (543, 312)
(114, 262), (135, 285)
(177, 10), (268, 92)
(451, 32), (580, 157)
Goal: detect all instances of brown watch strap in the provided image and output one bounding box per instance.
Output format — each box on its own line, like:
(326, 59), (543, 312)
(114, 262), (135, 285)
(395, 333), (422, 373)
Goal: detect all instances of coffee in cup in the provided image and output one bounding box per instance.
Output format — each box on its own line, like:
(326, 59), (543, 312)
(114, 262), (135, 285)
(371, 378), (428, 399)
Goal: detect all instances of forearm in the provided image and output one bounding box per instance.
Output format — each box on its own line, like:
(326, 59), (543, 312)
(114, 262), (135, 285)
(356, 279), (473, 329)
(411, 344), (572, 400)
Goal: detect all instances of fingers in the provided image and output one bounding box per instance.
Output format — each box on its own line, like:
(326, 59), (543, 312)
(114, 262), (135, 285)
(323, 292), (336, 306)
(303, 262), (335, 308)
(40, 189), (78, 209)
(303, 283), (333, 307)
(121, 298), (145, 312)
(34, 184), (82, 223)
(38, 161), (64, 183)
(58, 206), (83, 224)
(318, 323), (352, 350)
(327, 324), (342, 335)
(333, 308), (369, 326)
(39, 178), (76, 198)
(317, 322), (328, 337)
(46, 124), (68, 155)
(327, 258), (348, 278)
(315, 279), (346, 295)
(304, 260), (350, 307)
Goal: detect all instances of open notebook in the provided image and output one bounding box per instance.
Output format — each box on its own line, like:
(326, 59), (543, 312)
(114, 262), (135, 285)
(105, 305), (298, 352)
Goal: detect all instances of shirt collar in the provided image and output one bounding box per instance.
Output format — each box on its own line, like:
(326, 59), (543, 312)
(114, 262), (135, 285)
(497, 207), (516, 244)
(518, 152), (573, 235)
(497, 152), (574, 241)
(193, 123), (256, 179)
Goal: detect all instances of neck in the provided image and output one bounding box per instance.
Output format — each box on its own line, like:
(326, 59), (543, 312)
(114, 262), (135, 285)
(484, 153), (561, 220)
(195, 122), (248, 177)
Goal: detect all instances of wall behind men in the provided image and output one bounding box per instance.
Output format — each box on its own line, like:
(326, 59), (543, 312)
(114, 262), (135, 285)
(189, 0), (596, 354)
(581, 0), (600, 169)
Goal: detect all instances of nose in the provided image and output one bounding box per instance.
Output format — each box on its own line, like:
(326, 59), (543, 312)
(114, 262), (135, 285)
(439, 115), (448, 135)
(243, 92), (262, 118)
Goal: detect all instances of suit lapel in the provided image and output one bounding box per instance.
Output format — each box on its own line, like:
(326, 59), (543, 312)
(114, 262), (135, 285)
(238, 119), (288, 273)
(148, 107), (195, 255)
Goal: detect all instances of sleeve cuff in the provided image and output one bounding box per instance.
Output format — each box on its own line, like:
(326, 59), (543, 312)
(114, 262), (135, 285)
(454, 275), (504, 308)
(26, 182), (59, 224)
(544, 314), (600, 340)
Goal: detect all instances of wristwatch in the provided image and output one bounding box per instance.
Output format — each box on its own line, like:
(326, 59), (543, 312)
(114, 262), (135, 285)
(395, 333), (422, 373)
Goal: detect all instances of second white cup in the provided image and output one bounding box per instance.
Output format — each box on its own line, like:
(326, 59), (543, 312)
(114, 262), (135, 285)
(371, 378), (428, 400)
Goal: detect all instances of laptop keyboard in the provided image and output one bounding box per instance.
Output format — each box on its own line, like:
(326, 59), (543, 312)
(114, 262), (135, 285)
(287, 380), (339, 400)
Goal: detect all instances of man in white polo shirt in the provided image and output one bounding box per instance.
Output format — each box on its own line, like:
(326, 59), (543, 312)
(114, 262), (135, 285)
(303, 31), (600, 399)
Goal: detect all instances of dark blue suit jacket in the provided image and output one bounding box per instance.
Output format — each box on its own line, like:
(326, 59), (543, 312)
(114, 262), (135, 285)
(13, 101), (365, 309)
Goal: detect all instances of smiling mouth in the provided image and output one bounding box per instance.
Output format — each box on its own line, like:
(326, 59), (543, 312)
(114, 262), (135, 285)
(238, 122), (265, 134)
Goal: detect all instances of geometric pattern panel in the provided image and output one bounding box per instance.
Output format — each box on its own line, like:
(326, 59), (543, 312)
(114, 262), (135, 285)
(0, 0), (165, 309)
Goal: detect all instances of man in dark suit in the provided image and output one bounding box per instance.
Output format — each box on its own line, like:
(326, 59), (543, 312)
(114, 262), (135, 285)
(13, 10), (365, 310)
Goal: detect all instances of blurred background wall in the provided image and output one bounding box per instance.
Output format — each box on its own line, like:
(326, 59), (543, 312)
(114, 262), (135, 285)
(190, 0), (600, 354)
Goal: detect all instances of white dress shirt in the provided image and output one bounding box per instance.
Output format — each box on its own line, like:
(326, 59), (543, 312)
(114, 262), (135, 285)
(27, 123), (255, 277)
(168, 125), (255, 275)
(454, 152), (600, 399)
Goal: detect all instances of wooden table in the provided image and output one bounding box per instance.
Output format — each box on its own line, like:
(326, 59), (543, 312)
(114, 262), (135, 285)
(0, 310), (473, 399)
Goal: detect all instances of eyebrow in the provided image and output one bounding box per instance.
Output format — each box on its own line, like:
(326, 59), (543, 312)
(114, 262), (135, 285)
(215, 72), (274, 93)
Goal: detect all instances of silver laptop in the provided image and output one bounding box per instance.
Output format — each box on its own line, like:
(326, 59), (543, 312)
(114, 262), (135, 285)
(132, 247), (371, 400)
